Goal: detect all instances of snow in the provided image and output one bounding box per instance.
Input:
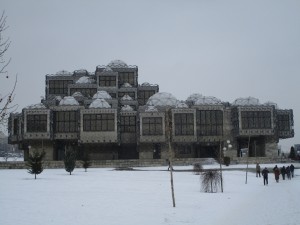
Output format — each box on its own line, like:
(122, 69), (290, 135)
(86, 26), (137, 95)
(147, 92), (178, 107)
(0, 163), (299, 225)
(121, 105), (134, 111)
(89, 98), (111, 109)
(232, 97), (260, 106)
(76, 76), (93, 84)
(59, 96), (79, 106)
(25, 103), (46, 109)
(194, 96), (222, 105)
(92, 91), (112, 100)
(121, 94), (133, 101)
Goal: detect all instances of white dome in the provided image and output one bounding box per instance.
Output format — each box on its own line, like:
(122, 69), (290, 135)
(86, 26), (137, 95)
(89, 98), (111, 109)
(195, 96), (222, 105)
(122, 83), (132, 88)
(55, 96), (62, 101)
(147, 92), (178, 107)
(107, 60), (128, 68)
(121, 105), (134, 111)
(141, 82), (150, 86)
(25, 103), (46, 109)
(186, 93), (203, 104)
(76, 76), (93, 84)
(121, 94), (133, 101)
(232, 97), (260, 106)
(72, 92), (83, 97)
(103, 66), (113, 72)
(145, 105), (158, 112)
(176, 102), (189, 108)
(92, 91), (112, 99)
(59, 96), (79, 106)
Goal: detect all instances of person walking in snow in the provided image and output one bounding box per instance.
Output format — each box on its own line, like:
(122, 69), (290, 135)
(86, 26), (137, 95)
(256, 163), (261, 177)
(286, 166), (291, 180)
(273, 165), (280, 183)
(281, 166), (286, 180)
(290, 164), (295, 178)
(262, 167), (269, 185)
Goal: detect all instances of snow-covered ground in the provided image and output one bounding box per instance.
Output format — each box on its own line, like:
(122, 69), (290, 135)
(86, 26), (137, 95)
(0, 163), (299, 225)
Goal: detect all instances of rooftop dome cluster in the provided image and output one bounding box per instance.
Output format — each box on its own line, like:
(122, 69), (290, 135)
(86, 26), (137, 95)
(147, 92), (178, 107)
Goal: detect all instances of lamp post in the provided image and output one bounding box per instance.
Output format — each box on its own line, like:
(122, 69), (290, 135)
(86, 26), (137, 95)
(219, 140), (232, 193)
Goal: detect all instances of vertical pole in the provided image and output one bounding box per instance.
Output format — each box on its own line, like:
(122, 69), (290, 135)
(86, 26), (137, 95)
(166, 108), (175, 207)
(219, 141), (223, 193)
(245, 135), (250, 184)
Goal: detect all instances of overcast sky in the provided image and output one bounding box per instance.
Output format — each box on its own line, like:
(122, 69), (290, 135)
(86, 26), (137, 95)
(1, 0), (299, 151)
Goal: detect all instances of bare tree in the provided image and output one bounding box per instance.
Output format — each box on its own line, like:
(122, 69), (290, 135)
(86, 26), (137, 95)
(200, 169), (221, 193)
(0, 11), (17, 128)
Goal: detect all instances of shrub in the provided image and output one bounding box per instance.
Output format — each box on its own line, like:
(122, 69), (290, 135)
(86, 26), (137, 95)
(193, 162), (203, 175)
(64, 149), (77, 175)
(223, 156), (230, 166)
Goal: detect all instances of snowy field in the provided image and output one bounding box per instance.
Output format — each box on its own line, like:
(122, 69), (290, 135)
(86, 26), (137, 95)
(0, 163), (299, 225)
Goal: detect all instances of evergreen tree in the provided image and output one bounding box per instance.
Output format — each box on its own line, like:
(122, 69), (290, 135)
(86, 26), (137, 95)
(64, 149), (76, 175)
(81, 152), (91, 172)
(26, 150), (46, 179)
(289, 146), (296, 159)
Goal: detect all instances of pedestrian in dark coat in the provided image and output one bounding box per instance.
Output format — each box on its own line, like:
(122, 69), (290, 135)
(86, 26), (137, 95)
(273, 165), (280, 182)
(286, 166), (291, 180)
(290, 164), (295, 178)
(256, 163), (261, 177)
(281, 166), (286, 180)
(262, 167), (269, 185)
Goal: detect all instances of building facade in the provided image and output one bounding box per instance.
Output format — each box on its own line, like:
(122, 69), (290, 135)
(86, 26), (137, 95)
(8, 60), (294, 161)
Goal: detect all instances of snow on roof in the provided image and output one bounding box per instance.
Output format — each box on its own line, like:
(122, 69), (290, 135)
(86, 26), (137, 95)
(176, 102), (189, 109)
(25, 103), (47, 109)
(76, 76), (93, 84)
(121, 94), (133, 101)
(122, 83), (132, 88)
(59, 96), (79, 106)
(121, 105), (134, 111)
(92, 91), (112, 100)
(232, 97), (260, 106)
(194, 96), (222, 105)
(145, 105), (158, 112)
(147, 92), (178, 107)
(89, 98), (111, 109)
(72, 92), (84, 97)
(55, 96), (62, 101)
(107, 60), (128, 68)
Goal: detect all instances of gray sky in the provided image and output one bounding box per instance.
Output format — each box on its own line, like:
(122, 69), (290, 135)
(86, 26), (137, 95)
(1, 0), (299, 151)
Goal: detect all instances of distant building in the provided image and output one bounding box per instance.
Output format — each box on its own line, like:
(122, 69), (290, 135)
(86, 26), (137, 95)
(8, 60), (294, 161)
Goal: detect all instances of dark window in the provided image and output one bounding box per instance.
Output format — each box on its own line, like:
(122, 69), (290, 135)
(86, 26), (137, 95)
(27, 114), (47, 132)
(83, 114), (115, 131)
(118, 92), (135, 99)
(13, 118), (19, 135)
(99, 76), (116, 87)
(69, 88), (97, 98)
(138, 90), (156, 105)
(120, 116), (136, 133)
(277, 114), (290, 131)
(49, 80), (73, 95)
(174, 113), (194, 136)
(197, 110), (223, 136)
(118, 72), (135, 86)
(241, 111), (272, 129)
(54, 111), (78, 133)
(142, 117), (163, 135)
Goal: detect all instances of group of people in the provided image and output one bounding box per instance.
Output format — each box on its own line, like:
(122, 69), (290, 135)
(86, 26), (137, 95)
(256, 163), (295, 186)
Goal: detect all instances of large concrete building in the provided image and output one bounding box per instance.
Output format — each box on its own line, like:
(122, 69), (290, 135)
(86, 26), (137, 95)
(8, 60), (294, 161)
